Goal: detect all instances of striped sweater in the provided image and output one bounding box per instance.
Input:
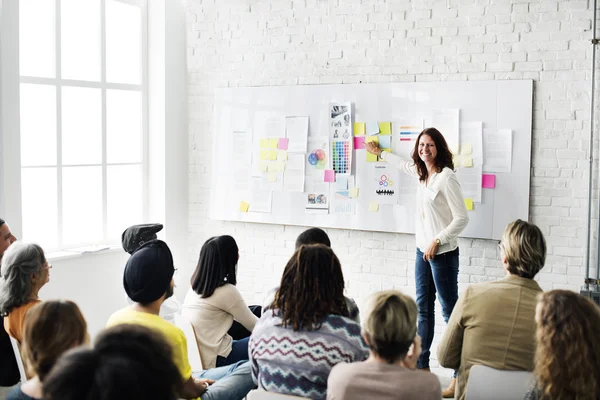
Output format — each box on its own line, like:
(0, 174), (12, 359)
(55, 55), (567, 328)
(249, 309), (369, 400)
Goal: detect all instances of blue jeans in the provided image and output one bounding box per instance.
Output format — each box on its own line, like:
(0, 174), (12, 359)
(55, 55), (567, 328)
(216, 337), (250, 367)
(415, 247), (459, 370)
(193, 360), (256, 400)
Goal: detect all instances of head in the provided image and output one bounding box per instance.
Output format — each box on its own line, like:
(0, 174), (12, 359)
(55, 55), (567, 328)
(533, 290), (600, 399)
(0, 242), (50, 315)
(273, 244), (348, 331)
(295, 227), (331, 249)
(123, 240), (175, 306)
(411, 128), (454, 182)
(43, 324), (182, 400)
(21, 300), (88, 381)
(498, 219), (546, 279)
(191, 235), (239, 298)
(121, 223), (163, 254)
(0, 218), (17, 262)
(362, 290), (418, 364)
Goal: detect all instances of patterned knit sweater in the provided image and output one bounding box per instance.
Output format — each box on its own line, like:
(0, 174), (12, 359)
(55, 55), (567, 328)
(249, 309), (369, 400)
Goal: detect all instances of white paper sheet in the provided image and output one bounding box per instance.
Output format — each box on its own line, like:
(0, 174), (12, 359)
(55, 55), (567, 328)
(371, 163), (399, 205)
(483, 129), (512, 173)
(247, 178), (272, 213)
(455, 122), (483, 203)
(431, 109), (459, 149)
(283, 152), (306, 192)
(305, 181), (330, 214)
(286, 116), (309, 152)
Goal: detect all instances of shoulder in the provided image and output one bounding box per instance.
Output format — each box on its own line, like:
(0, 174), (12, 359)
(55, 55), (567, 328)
(330, 361), (362, 379)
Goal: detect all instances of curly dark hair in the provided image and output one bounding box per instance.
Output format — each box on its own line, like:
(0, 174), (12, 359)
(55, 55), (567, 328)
(534, 290), (600, 400)
(411, 127), (455, 182)
(273, 244), (349, 331)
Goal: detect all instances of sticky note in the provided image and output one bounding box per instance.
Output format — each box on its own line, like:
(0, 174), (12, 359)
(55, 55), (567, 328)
(268, 172), (277, 182)
(369, 201), (379, 212)
(260, 139), (269, 149)
(366, 122), (379, 136)
(464, 198), (473, 211)
(354, 122), (366, 136)
(324, 169), (336, 182)
(336, 176), (348, 190)
(461, 156), (473, 167)
(354, 136), (366, 149)
(379, 135), (391, 149)
(277, 150), (288, 161)
(482, 174), (496, 189)
(274, 162), (286, 172)
(259, 162), (268, 172)
(349, 188), (359, 198)
(366, 136), (379, 162)
(269, 138), (278, 148)
(379, 122), (392, 135)
(239, 201), (249, 212)
(268, 150), (277, 161)
(450, 144), (459, 154)
(278, 138), (289, 150)
(259, 150), (268, 160)
(461, 143), (472, 155)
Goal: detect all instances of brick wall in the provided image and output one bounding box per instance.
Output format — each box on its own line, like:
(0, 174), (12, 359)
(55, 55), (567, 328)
(185, 0), (598, 371)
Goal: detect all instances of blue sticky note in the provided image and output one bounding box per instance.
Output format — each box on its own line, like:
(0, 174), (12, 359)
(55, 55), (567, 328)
(335, 176), (348, 190)
(366, 122), (379, 136)
(379, 135), (391, 149)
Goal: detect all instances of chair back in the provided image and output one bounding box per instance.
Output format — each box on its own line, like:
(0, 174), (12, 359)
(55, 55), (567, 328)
(9, 336), (27, 382)
(246, 389), (308, 399)
(174, 313), (204, 371)
(466, 365), (534, 400)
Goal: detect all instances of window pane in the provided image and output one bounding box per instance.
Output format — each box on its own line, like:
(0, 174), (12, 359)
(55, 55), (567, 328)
(20, 84), (57, 166)
(107, 90), (142, 163)
(61, 0), (101, 81)
(106, 0), (142, 84)
(19, 0), (56, 78)
(21, 168), (58, 249)
(62, 87), (102, 165)
(62, 166), (102, 245)
(107, 165), (142, 240)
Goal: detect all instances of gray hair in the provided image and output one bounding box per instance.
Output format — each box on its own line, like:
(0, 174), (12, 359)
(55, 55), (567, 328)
(0, 242), (46, 315)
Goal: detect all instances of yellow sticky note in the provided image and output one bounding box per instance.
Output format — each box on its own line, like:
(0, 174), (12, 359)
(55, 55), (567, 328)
(368, 201), (379, 212)
(274, 162), (286, 172)
(464, 198), (474, 211)
(379, 122), (392, 135)
(349, 188), (359, 198)
(259, 162), (268, 172)
(366, 136), (379, 162)
(277, 150), (288, 161)
(461, 156), (473, 167)
(259, 150), (268, 160)
(461, 143), (472, 155)
(239, 201), (249, 212)
(450, 144), (459, 154)
(354, 122), (366, 136)
(268, 172), (277, 182)
(268, 150), (277, 161)
(269, 138), (278, 148)
(260, 139), (269, 149)
(267, 163), (276, 172)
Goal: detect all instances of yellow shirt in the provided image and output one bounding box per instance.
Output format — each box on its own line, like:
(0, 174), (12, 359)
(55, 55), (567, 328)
(106, 307), (192, 381)
(4, 300), (41, 343)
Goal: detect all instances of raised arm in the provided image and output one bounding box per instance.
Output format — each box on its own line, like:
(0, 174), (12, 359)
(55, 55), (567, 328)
(365, 141), (418, 177)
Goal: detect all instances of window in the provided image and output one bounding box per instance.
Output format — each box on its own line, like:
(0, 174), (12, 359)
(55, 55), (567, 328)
(18, 0), (148, 250)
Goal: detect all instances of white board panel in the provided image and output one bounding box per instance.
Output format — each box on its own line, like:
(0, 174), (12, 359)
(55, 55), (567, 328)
(209, 81), (532, 240)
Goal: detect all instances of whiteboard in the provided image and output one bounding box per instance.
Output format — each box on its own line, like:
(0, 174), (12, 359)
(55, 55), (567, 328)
(209, 80), (532, 240)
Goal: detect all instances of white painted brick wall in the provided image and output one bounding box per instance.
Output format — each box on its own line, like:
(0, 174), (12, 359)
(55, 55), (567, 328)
(185, 0), (599, 373)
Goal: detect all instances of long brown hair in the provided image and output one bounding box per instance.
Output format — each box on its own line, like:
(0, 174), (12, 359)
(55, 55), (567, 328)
(21, 300), (88, 381)
(534, 290), (600, 400)
(273, 244), (349, 331)
(411, 127), (454, 182)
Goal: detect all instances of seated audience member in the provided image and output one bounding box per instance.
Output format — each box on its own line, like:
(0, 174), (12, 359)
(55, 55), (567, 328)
(249, 244), (369, 400)
(437, 219), (547, 400)
(524, 290), (600, 400)
(182, 235), (258, 369)
(0, 218), (20, 388)
(6, 300), (88, 400)
(261, 227), (360, 323)
(327, 290), (441, 400)
(106, 240), (254, 400)
(44, 324), (183, 400)
(0, 243), (51, 342)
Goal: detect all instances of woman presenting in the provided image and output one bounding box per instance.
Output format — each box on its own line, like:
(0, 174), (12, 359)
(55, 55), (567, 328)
(366, 127), (468, 398)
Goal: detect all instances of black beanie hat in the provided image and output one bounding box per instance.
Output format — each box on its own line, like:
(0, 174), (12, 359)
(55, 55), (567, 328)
(123, 240), (174, 304)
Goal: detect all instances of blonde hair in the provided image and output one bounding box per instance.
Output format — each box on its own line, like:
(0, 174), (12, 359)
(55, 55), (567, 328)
(362, 290), (417, 363)
(500, 219), (546, 279)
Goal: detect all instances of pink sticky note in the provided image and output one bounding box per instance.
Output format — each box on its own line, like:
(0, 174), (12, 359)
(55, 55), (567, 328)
(278, 138), (289, 150)
(324, 170), (336, 182)
(482, 174), (496, 189)
(354, 136), (366, 149)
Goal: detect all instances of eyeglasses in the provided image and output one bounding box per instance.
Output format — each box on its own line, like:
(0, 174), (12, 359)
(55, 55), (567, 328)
(44, 261), (52, 269)
(497, 241), (503, 254)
